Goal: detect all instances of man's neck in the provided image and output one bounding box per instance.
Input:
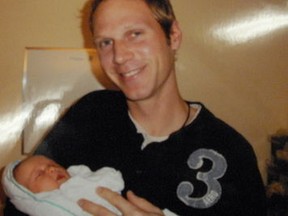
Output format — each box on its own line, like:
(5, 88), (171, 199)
(127, 92), (189, 137)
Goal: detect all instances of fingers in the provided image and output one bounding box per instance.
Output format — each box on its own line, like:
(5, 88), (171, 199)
(126, 191), (163, 215)
(78, 187), (164, 216)
(97, 187), (163, 215)
(78, 198), (115, 216)
(97, 187), (138, 214)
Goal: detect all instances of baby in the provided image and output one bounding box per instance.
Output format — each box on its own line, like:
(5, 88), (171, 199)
(2, 155), (124, 216)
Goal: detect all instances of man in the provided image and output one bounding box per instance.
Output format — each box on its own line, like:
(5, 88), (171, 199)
(4, 0), (267, 215)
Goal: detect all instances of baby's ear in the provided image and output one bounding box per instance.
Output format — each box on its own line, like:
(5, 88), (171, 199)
(170, 21), (182, 50)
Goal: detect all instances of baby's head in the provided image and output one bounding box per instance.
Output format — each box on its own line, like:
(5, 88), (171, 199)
(13, 155), (70, 193)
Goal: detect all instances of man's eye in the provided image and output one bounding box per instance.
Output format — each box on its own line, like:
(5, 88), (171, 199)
(131, 31), (142, 39)
(132, 31), (141, 37)
(98, 39), (113, 49)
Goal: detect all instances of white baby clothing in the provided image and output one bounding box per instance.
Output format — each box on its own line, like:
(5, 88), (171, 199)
(2, 161), (124, 216)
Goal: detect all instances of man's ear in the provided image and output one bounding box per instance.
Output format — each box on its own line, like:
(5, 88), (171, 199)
(170, 21), (182, 50)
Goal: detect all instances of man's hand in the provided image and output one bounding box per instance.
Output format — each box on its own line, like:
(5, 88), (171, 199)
(78, 187), (164, 216)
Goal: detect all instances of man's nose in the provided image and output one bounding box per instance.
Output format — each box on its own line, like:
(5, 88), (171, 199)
(113, 40), (133, 64)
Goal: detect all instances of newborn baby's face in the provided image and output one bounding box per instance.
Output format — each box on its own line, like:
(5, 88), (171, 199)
(14, 156), (71, 193)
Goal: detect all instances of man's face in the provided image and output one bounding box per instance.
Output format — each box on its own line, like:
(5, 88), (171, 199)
(92, 0), (181, 102)
(14, 156), (70, 193)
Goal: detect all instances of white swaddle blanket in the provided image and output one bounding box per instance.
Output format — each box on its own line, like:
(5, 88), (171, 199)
(2, 161), (124, 216)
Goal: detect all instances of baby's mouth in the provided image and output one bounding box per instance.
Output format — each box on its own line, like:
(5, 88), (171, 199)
(56, 174), (66, 181)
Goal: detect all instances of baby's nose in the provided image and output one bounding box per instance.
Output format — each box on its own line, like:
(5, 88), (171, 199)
(47, 166), (56, 173)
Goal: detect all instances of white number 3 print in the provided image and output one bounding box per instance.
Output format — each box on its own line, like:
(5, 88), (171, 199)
(177, 149), (227, 209)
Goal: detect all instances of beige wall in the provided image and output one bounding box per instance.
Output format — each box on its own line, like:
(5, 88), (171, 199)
(173, 0), (288, 181)
(0, 0), (92, 165)
(0, 0), (287, 204)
